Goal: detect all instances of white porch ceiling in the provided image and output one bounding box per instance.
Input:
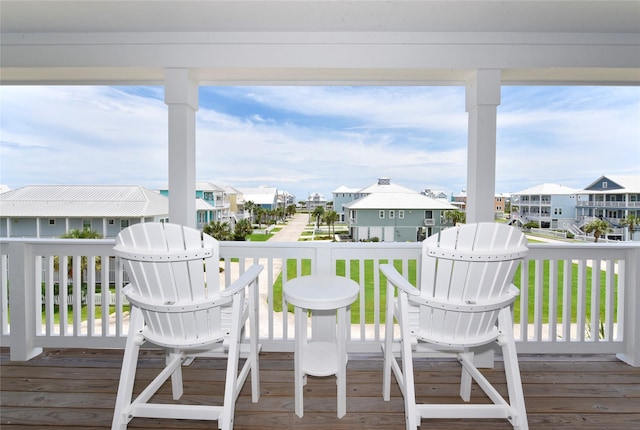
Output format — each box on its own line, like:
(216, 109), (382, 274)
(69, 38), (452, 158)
(1, 0), (639, 86)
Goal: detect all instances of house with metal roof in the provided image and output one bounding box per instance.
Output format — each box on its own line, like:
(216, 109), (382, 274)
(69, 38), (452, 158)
(0, 185), (168, 238)
(510, 183), (579, 231)
(576, 175), (640, 241)
(160, 182), (231, 229)
(343, 178), (457, 242)
(332, 185), (365, 222)
(239, 186), (280, 211)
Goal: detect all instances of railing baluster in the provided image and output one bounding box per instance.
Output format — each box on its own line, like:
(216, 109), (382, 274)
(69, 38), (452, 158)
(562, 259), (572, 342)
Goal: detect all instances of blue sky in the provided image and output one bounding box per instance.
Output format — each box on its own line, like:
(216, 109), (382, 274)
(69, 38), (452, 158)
(1, 85), (638, 201)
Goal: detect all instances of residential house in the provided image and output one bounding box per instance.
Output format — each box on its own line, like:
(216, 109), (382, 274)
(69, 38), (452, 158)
(452, 189), (508, 219)
(343, 178), (457, 242)
(240, 186), (279, 211)
(421, 188), (448, 200)
(306, 192), (327, 212)
(160, 182), (230, 229)
(577, 175), (640, 241)
(332, 185), (364, 222)
(0, 185), (168, 238)
(510, 183), (578, 230)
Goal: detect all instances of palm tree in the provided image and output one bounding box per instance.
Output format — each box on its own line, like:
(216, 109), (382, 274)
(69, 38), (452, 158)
(203, 220), (232, 241)
(444, 209), (466, 226)
(323, 210), (339, 238)
(254, 206), (265, 228)
(54, 227), (103, 276)
(583, 219), (612, 242)
(619, 213), (639, 241)
(312, 206), (325, 228)
(244, 200), (255, 224)
(233, 218), (253, 241)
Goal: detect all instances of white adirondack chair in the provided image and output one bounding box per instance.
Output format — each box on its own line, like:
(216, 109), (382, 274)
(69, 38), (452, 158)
(381, 222), (529, 430)
(111, 222), (263, 430)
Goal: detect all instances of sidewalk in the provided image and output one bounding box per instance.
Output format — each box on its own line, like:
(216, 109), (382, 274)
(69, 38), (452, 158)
(244, 213), (310, 336)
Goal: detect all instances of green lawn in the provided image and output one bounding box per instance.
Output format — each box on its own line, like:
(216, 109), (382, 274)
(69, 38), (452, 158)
(272, 258), (617, 325)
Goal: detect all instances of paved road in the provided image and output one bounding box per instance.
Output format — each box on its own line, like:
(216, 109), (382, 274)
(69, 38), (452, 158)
(268, 213), (309, 242)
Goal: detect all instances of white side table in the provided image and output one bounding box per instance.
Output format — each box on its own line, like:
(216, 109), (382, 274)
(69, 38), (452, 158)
(283, 274), (359, 418)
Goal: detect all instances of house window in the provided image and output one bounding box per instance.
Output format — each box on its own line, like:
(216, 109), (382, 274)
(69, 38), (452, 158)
(399, 210), (405, 219)
(121, 220), (129, 228)
(48, 219), (55, 225)
(83, 219), (91, 229)
(425, 210), (433, 219)
(389, 210), (395, 219)
(108, 219), (115, 225)
(379, 210), (385, 219)
(602, 182), (608, 189)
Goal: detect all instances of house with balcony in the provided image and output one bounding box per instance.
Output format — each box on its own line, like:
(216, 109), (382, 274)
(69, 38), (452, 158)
(343, 178), (457, 241)
(510, 183), (579, 230)
(160, 181), (231, 229)
(306, 192), (328, 211)
(577, 175), (640, 241)
(0, 185), (168, 238)
(1, 1), (639, 428)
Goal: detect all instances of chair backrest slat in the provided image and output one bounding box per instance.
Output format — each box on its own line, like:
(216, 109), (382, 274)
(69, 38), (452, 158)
(114, 222), (223, 347)
(417, 223), (528, 345)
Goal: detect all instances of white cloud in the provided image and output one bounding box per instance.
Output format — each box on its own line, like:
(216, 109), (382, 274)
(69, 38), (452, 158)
(1, 85), (638, 201)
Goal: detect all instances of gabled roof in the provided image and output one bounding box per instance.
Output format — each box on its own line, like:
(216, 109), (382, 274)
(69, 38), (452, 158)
(195, 198), (215, 211)
(333, 185), (361, 194)
(0, 185), (168, 217)
(195, 182), (226, 192)
(359, 177), (417, 194)
(344, 192), (456, 210)
(513, 183), (578, 195)
(583, 175), (640, 193)
(239, 187), (278, 206)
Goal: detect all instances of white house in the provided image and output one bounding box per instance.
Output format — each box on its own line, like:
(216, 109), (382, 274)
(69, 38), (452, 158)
(511, 183), (578, 230)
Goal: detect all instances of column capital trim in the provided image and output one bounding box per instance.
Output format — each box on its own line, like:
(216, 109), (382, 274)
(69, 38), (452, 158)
(465, 69), (501, 111)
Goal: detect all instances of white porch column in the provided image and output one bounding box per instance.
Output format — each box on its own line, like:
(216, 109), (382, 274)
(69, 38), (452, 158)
(465, 69), (501, 224)
(164, 68), (198, 228)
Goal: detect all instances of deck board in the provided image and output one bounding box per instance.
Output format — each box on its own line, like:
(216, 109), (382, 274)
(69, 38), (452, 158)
(2, 348), (640, 429)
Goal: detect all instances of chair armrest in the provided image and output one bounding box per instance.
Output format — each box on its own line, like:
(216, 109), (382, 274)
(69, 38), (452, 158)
(380, 263), (419, 296)
(221, 264), (264, 297)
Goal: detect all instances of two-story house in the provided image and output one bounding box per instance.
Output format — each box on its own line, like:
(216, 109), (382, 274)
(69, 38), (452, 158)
(576, 175), (640, 241)
(342, 178), (457, 242)
(160, 182), (230, 230)
(510, 183), (578, 230)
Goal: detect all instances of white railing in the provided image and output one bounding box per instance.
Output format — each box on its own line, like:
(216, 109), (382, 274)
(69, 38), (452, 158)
(1, 239), (639, 366)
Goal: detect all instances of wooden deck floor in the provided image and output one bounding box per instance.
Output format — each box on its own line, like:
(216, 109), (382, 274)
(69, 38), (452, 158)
(2, 348), (640, 429)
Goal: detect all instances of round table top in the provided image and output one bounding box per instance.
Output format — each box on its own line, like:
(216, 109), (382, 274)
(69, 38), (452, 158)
(283, 274), (359, 310)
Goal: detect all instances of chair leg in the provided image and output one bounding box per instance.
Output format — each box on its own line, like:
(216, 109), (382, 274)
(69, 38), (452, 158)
(168, 348), (184, 400)
(220, 295), (244, 430)
(397, 292), (418, 430)
(111, 308), (144, 430)
(499, 308), (529, 430)
(382, 284), (395, 401)
(249, 288), (260, 403)
(459, 351), (473, 402)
